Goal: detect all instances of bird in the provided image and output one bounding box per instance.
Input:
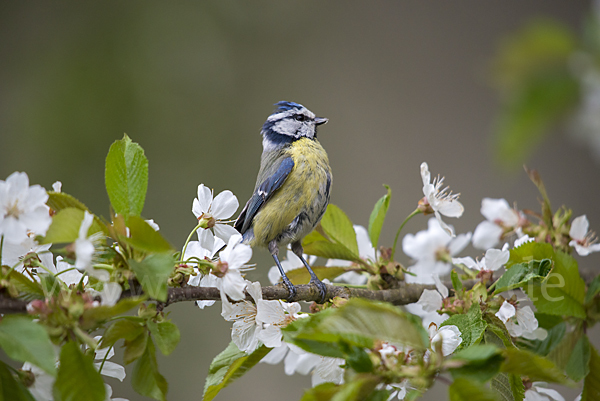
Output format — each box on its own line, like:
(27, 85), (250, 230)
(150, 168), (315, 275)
(234, 101), (332, 302)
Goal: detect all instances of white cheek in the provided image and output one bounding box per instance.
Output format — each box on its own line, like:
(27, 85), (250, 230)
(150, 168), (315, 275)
(273, 119), (300, 136)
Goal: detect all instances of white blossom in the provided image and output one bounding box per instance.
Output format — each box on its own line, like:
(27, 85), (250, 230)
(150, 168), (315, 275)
(472, 198), (522, 250)
(420, 162), (464, 237)
(403, 218), (471, 284)
(192, 184), (239, 243)
(21, 362), (55, 401)
(100, 282), (122, 307)
(261, 341), (344, 387)
(569, 215), (600, 256)
(221, 281), (263, 352)
(0, 172), (52, 244)
(55, 256), (86, 287)
(416, 275), (449, 313)
(145, 219), (160, 231)
(495, 301), (547, 340)
(1, 235), (55, 275)
(75, 211), (108, 282)
(51, 181), (62, 193)
(428, 324), (462, 356)
(93, 336), (126, 382)
(218, 234), (252, 301)
(524, 382), (565, 401)
(256, 300), (301, 348)
(453, 244), (509, 272)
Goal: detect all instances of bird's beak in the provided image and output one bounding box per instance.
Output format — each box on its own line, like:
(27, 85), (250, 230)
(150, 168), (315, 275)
(314, 117), (328, 126)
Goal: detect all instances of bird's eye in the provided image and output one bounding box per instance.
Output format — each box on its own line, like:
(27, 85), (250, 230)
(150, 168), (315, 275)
(294, 114), (306, 122)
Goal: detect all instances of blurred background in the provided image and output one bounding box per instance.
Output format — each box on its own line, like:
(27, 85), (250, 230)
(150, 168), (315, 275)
(0, 1), (597, 400)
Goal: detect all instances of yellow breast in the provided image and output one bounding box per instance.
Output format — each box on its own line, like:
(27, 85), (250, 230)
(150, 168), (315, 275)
(251, 138), (331, 246)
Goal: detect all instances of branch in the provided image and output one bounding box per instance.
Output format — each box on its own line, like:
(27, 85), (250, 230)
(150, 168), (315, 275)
(161, 282), (439, 307)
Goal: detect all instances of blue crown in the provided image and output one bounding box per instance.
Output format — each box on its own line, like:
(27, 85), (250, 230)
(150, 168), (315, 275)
(273, 101), (303, 112)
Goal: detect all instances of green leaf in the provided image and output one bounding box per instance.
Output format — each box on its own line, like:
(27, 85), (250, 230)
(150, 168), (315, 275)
(0, 360), (36, 401)
(547, 328), (581, 371)
(46, 192), (91, 213)
(585, 275), (600, 304)
(203, 343), (272, 401)
(53, 342), (105, 401)
(340, 343), (373, 373)
(320, 205), (359, 257)
(285, 299), (429, 355)
(147, 320), (180, 356)
(8, 270), (45, 301)
(451, 270), (463, 294)
(101, 319), (145, 348)
(105, 134), (148, 218)
(581, 345), (600, 401)
(130, 253), (176, 302)
(368, 185), (391, 250)
(0, 316), (57, 376)
(121, 216), (173, 254)
(38, 273), (62, 298)
(449, 344), (503, 383)
(285, 266), (354, 285)
(526, 252), (586, 319)
(493, 259), (552, 295)
(80, 297), (145, 331)
(41, 208), (103, 244)
(508, 242), (554, 267)
(449, 377), (500, 401)
(530, 322), (565, 356)
(501, 348), (568, 384)
(491, 373), (524, 401)
(124, 331), (149, 365)
(302, 240), (361, 262)
(441, 303), (487, 352)
(566, 335), (591, 382)
(131, 338), (168, 401)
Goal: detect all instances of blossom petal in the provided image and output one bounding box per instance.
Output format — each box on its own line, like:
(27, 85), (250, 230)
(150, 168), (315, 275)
(417, 289), (443, 312)
(213, 223), (240, 243)
(495, 301), (516, 323)
(484, 248), (510, 271)
(437, 199), (464, 218)
(257, 324), (283, 348)
(569, 215), (589, 242)
(221, 270), (248, 301)
(433, 275), (449, 298)
(211, 190), (239, 220)
(195, 184), (213, 214)
(481, 198), (519, 226)
(257, 300), (286, 325)
(432, 325), (462, 356)
(420, 162), (431, 187)
(434, 211), (455, 237)
(472, 220), (503, 250)
(96, 361), (126, 382)
(260, 343), (289, 365)
(448, 232), (472, 256)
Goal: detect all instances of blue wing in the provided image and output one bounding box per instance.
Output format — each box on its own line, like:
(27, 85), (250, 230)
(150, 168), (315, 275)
(235, 157), (294, 235)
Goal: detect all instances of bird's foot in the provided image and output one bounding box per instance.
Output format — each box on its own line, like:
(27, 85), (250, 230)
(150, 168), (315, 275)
(309, 278), (328, 304)
(282, 279), (297, 302)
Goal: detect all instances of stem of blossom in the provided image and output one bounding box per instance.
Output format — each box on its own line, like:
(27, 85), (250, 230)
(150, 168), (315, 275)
(73, 326), (98, 350)
(98, 345), (113, 374)
(452, 262), (477, 278)
(0, 235), (3, 266)
(180, 222), (204, 264)
(391, 208), (421, 260)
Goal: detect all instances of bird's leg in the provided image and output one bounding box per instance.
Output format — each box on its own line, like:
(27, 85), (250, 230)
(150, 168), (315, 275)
(269, 241), (297, 301)
(291, 241), (327, 303)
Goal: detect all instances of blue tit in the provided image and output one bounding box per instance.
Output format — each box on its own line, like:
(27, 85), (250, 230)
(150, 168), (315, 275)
(234, 101), (332, 302)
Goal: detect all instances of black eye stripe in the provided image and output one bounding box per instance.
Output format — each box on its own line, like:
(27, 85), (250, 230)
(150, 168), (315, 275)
(293, 114), (307, 122)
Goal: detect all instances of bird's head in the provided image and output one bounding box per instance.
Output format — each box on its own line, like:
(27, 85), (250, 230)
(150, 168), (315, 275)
(261, 101), (328, 142)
